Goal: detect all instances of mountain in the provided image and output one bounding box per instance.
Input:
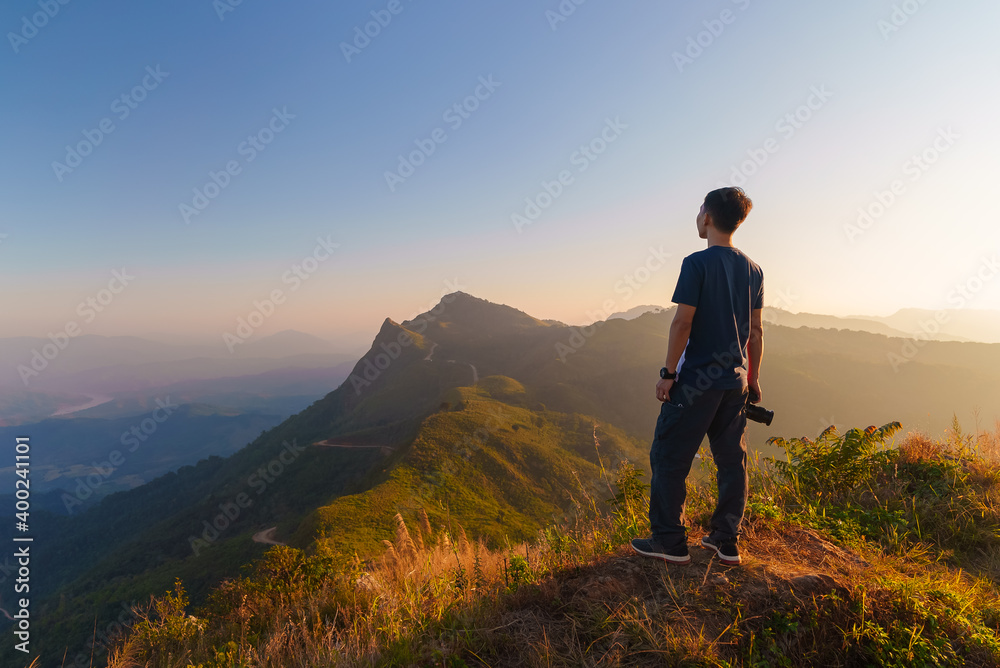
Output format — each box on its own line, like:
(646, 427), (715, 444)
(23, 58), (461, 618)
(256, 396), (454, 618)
(7, 292), (1000, 666)
(763, 308), (930, 338)
(851, 308), (1000, 344)
(600, 304), (964, 342)
(606, 304), (667, 320)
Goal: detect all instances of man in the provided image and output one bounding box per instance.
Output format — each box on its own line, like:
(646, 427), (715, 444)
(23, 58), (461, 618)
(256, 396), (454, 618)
(631, 187), (764, 566)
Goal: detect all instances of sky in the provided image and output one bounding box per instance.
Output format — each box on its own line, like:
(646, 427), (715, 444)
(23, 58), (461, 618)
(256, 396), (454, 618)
(2, 0), (999, 351)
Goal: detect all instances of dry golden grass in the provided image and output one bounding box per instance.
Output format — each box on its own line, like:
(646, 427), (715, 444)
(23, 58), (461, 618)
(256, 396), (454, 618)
(974, 421), (1000, 463)
(897, 431), (946, 463)
(90, 427), (1000, 668)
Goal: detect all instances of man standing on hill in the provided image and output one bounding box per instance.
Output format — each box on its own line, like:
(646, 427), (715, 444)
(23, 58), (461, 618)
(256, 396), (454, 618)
(631, 187), (764, 566)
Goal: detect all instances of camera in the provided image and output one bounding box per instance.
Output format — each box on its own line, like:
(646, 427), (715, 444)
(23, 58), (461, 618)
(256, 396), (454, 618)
(746, 394), (774, 426)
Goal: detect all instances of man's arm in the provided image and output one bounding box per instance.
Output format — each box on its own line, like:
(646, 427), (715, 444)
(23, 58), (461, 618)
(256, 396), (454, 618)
(655, 304), (695, 402)
(747, 307), (763, 403)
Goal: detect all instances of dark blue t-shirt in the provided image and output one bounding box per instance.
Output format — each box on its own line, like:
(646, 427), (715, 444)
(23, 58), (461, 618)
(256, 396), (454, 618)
(672, 246), (764, 390)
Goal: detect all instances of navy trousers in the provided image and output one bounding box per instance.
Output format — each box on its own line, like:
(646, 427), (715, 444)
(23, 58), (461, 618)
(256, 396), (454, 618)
(648, 380), (749, 548)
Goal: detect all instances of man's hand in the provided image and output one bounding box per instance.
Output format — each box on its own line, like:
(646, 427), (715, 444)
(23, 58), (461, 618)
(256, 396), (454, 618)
(656, 378), (674, 403)
(748, 377), (762, 404)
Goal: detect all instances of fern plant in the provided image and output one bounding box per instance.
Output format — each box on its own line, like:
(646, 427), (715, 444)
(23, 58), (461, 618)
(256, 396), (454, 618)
(768, 422), (902, 501)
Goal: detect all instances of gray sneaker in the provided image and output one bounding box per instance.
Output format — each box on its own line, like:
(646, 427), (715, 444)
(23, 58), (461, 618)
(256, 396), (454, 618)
(700, 535), (740, 565)
(630, 537), (690, 564)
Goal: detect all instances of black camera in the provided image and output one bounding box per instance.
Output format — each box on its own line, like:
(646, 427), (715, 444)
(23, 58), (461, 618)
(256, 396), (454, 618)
(746, 395), (774, 426)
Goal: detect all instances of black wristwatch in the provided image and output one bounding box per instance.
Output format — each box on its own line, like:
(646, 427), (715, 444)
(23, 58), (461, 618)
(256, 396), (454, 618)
(659, 367), (676, 380)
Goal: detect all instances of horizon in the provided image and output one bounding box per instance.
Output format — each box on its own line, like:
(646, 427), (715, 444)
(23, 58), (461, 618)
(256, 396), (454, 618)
(2, 2), (999, 347)
(5, 292), (1000, 351)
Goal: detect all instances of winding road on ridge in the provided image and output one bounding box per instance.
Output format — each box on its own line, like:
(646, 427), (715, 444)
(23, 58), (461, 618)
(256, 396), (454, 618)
(313, 441), (394, 456)
(305, 341), (478, 463)
(252, 526), (285, 546)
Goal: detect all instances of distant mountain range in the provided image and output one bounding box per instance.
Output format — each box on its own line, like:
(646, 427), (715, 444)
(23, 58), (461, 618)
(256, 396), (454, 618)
(0, 404), (287, 513)
(0, 330), (357, 522)
(0, 329), (345, 380)
(607, 304), (1000, 343)
(5, 292), (1000, 666)
(607, 304), (668, 320)
(0, 330), (356, 425)
(851, 308), (1000, 344)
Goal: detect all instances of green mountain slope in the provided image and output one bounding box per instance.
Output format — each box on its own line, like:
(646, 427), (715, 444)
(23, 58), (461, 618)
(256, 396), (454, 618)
(300, 376), (646, 557)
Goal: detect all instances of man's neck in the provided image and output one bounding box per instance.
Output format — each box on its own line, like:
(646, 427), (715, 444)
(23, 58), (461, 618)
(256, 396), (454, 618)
(706, 230), (735, 248)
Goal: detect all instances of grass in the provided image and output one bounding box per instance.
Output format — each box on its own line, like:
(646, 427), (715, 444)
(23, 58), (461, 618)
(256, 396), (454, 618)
(302, 387), (647, 558)
(69, 420), (1000, 667)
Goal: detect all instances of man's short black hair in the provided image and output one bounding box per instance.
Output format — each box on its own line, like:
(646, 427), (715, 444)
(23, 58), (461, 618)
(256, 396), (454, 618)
(704, 187), (752, 234)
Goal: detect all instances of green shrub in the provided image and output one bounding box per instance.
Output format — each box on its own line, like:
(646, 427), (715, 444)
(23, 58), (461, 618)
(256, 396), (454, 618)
(129, 579), (204, 655)
(768, 422), (901, 501)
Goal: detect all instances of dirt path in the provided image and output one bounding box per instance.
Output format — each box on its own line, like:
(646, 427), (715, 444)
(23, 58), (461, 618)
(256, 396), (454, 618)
(252, 526), (285, 546)
(314, 440), (393, 456)
(424, 342), (438, 361)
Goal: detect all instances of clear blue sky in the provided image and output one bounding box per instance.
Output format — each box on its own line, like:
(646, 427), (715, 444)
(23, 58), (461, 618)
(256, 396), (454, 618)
(2, 0), (998, 348)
